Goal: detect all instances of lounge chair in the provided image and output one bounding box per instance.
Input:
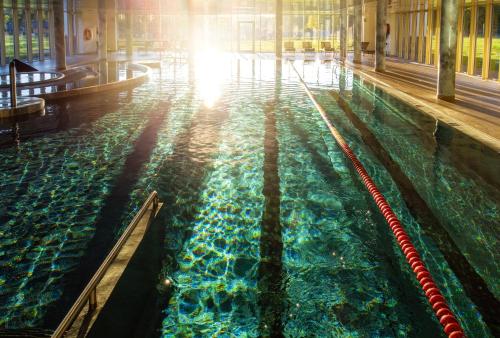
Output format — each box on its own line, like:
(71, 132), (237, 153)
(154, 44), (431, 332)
(284, 41), (295, 53)
(302, 41), (315, 53)
(320, 41), (334, 53)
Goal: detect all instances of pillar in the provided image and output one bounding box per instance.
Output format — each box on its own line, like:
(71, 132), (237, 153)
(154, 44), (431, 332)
(410, 0), (418, 60)
(353, 0), (362, 63)
(340, 0), (347, 61)
(12, 0), (20, 59)
(481, 0), (493, 79)
(53, 0), (66, 70)
(375, 0), (387, 72)
(107, 0), (118, 52)
(276, 0), (283, 59)
(125, 0), (133, 58)
(67, 0), (74, 56)
(437, 0), (458, 101)
(418, 0), (426, 63)
(433, 0), (441, 65)
(397, 11), (404, 58)
(26, 1), (33, 61)
(98, 0), (108, 60)
(48, 0), (56, 59)
(188, 0), (195, 55)
(426, 0), (434, 64)
(37, 0), (44, 61)
(0, 0), (5, 66)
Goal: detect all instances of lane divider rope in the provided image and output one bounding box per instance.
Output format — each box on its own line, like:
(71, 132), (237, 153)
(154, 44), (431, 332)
(290, 62), (465, 338)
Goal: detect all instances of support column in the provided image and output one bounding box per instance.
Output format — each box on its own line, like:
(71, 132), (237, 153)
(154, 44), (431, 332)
(410, 0), (418, 60)
(276, 0), (283, 59)
(437, 0), (458, 101)
(455, 0), (464, 71)
(418, 0), (426, 63)
(397, 10), (404, 57)
(26, 1), (33, 61)
(403, 2), (410, 59)
(48, 0), (55, 59)
(426, 0), (434, 64)
(37, 0), (44, 61)
(375, 0), (387, 71)
(340, 0), (347, 61)
(13, 0), (20, 59)
(0, 0), (6, 66)
(98, 0), (108, 60)
(433, 0), (441, 65)
(53, 0), (66, 70)
(481, 0), (493, 79)
(353, 0), (362, 63)
(125, 0), (133, 58)
(107, 0), (118, 52)
(67, 0), (74, 56)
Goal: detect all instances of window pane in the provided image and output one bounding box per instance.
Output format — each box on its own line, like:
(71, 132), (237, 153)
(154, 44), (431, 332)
(490, 4), (500, 79)
(474, 5), (486, 75)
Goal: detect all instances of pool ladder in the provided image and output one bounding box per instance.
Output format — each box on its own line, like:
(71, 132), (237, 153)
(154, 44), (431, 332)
(52, 191), (161, 338)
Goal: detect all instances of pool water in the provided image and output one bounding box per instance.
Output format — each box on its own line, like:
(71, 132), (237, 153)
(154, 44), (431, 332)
(0, 54), (498, 337)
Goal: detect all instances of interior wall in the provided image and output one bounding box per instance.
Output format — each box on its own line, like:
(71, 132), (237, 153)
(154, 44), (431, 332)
(76, 0), (98, 54)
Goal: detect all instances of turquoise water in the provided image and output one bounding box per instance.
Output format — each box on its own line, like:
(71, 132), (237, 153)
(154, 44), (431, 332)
(0, 55), (497, 337)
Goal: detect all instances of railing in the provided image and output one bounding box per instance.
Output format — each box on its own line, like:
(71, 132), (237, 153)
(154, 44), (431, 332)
(52, 191), (160, 338)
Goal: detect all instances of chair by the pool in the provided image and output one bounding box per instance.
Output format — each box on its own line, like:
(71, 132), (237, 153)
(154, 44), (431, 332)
(303, 41), (315, 53)
(321, 41), (334, 53)
(284, 41), (296, 53)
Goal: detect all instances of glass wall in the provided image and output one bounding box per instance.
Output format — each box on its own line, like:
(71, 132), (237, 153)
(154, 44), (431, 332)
(474, 3), (486, 75)
(430, 0), (439, 64)
(115, 0), (351, 54)
(4, 5), (14, 60)
(394, 0), (500, 80)
(0, 0), (52, 65)
(461, 0), (472, 72)
(490, 3), (500, 78)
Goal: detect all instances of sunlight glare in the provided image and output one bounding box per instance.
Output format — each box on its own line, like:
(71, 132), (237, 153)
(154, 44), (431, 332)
(194, 48), (224, 109)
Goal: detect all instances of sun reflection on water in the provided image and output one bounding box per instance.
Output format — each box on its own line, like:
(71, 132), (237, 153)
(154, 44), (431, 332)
(194, 49), (224, 109)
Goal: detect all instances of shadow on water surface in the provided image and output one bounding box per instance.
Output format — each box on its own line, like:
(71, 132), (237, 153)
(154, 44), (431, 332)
(151, 101), (231, 337)
(322, 72), (499, 335)
(282, 79), (438, 336)
(42, 99), (170, 329)
(258, 96), (285, 337)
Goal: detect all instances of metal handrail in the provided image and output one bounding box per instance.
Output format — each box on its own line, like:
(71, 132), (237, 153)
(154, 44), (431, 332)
(52, 191), (160, 338)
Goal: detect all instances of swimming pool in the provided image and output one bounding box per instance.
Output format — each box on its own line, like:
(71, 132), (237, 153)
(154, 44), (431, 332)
(0, 54), (498, 337)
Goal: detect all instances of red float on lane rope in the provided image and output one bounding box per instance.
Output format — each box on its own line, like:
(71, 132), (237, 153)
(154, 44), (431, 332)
(291, 63), (465, 338)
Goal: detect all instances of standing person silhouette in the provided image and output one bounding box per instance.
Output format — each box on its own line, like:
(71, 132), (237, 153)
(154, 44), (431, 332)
(386, 23), (391, 56)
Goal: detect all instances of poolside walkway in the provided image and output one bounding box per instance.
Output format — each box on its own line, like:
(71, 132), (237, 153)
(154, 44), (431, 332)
(346, 56), (500, 152)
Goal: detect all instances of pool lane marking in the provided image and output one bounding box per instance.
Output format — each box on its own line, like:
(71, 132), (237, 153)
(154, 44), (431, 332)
(290, 62), (465, 338)
(327, 85), (500, 334)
